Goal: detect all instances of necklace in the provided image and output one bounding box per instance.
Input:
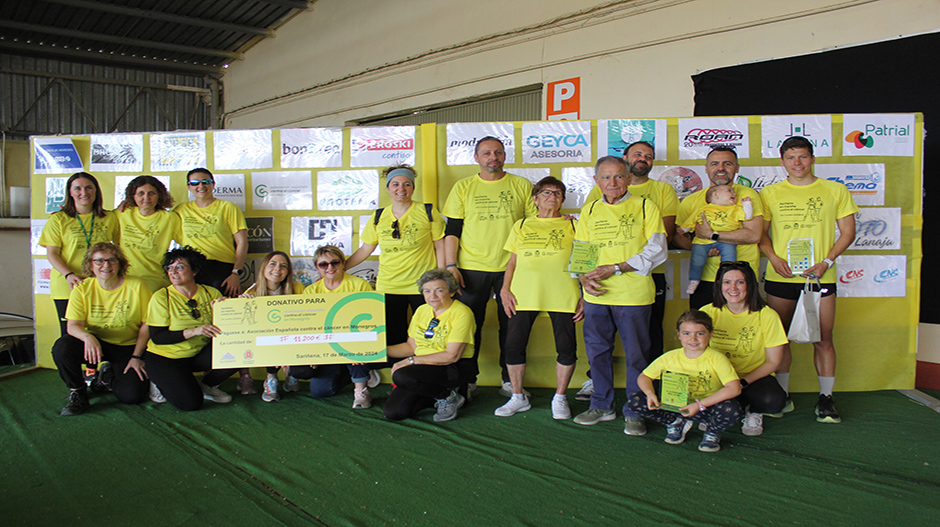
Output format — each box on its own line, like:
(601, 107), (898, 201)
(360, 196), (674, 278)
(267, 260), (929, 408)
(75, 214), (95, 248)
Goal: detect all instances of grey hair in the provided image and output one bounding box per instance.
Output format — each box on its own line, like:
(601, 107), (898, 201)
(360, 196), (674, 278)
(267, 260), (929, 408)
(417, 268), (459, 294)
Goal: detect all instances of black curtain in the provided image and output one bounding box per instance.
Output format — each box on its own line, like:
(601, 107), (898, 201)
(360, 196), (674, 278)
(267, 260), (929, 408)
(693, 32), (937, 323)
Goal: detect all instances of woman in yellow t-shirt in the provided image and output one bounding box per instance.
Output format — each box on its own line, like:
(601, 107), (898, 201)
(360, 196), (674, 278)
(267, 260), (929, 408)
(384, 269), (476, 422)
(117, 176), (181, 293)
(293, 246), (378, 409)
(52, 243), (151, 416)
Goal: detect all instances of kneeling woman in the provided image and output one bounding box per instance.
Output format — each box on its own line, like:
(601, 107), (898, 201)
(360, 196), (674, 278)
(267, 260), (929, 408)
(384, 269), (476, 422)
(145, 247), (238, 411)
(53, 243), (152, 416)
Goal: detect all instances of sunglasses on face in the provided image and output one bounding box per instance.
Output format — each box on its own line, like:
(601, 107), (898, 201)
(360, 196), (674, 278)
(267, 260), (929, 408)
(391, 220), (401, 239)
(317, 259), (342, 269)
(187, 179), (213, 186)
(186, 299), (201, 319)
(424, 317), (440, 339)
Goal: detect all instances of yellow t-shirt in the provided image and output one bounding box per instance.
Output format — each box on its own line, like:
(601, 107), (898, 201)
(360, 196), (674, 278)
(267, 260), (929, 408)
(503, 217), (580, 313)
(39, 211), (120, 299)
(360, 202), (445, 294)
(700, 305), (788, 376)
(681, 202), (749, 246)
(586, 178), (678, 274)
(408, 301), (475, 359)
(642, 346), (739, 401)
(575, 196), (665, 306)
(441, 173), (537, 272)
(760, 178), (859, 283)
(303, 274), (373, 294)
(175, 199), (247, 263)
(147, 284), (222, 359)
(65, 276), (151, 346)
(118, 208), (182, 292)
(677, 184), (763, 281)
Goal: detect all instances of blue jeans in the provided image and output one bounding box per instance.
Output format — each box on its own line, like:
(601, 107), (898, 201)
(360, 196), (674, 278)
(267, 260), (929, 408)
(689, 241), (737, 281)
(582, 302), (652, 417)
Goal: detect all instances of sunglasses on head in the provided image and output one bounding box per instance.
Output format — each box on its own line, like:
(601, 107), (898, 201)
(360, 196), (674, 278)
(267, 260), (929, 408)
(317, 259), (342, 269)
(391, 220), (400, 239)
(187, 179), (213, 186)
(718, 261), (750, 272)
(186, 298), (201, 319)
(424, 317), (440, 339)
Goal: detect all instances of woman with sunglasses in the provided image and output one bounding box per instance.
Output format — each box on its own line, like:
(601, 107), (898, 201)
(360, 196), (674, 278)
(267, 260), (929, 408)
(290, 245), (377, 409)
(175, 168), (252, 393)
(117, 176), (182, 293)
(700, 262), (788, 436)
(52, 243), (152, 416)
(144, 247), (238, 411)
(384, 268), (476, 422)
(240, 251), (305, 402)
(345, 165), (445, 348)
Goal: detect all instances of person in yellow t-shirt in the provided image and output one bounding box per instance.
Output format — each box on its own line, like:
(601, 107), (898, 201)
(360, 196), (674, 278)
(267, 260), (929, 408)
(52, 243), (151, 416)
(679, 184), (753, 294)
(294, 246), (376, 409)
(346, 164), (445, 347)
(572, 156), (667, 435)
(384, 269), (476, 422)
(117, 176), (182, 293)
(759, 136), (858, 424)
(495, 176), (583, 420)
(627, 310), (742, 453)
(442, 136), (537, 392)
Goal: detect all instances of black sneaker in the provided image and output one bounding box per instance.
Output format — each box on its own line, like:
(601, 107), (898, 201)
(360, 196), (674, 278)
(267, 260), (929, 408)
(60, 389), (90, 416)
(90, 362), (113, 393)
(815, 394), (842, 423)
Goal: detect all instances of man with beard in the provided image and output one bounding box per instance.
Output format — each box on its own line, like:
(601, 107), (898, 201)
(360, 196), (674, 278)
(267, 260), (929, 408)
(443, 136), (537, 397)
(675, 146), (762, 309)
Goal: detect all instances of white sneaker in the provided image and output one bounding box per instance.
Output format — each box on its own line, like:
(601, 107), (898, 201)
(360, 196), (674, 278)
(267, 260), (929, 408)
(742, 412), (764, 436)
(575, 379), (593, 401)
(353, 387), (372, 409)
(283, 375), (300, 392)
(686, 280), (700, 295)
(499, 381), (529, 398)
(262, 377), (280, 402)
(551, 396), (571, 420)
(200, 383), (233, 403)
(366, 369), (381, 389)
(149, 382), (166, 404)
(494, 395), (531, 417)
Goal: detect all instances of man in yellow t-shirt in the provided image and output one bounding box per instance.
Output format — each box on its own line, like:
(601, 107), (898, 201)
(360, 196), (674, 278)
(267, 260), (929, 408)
(572, 156), (667, 435)
(442, 136), (537, 392)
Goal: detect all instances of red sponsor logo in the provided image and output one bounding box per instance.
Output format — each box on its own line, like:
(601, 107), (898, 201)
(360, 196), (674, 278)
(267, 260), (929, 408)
(245, 351), (253, 360)
(839, 269), (865, 284)
(40, 269), (52, 279)
(353, 138), (414, 151)
(684, 128), (744, 144)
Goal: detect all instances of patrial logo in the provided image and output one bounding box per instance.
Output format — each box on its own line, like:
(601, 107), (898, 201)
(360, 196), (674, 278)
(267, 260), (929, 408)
(845, 123), (910, 149)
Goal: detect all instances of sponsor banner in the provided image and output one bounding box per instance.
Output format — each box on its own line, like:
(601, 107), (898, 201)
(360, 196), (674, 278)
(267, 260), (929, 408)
(815, 163), (885, 206)
(31, 220), (47, 255)
(290, 216), (353, 256)
(251, 171), (313, 211)
(350, 126), (415, 167)
(358, 215), (381, 256)
(836, 255), (906, 297)
(34, 138), (83, 174)
(213, 130), (274, 170)
(852, 207), (901, 250)
(246, 217), (275, 254)
(113, 175), (171, 209)
(511, 168), (551, 187)
(678, 117), (749, 160)
(90, 134), (144, 172)
(188, 173), (246, 211)
(521, 121), (592, 164)
(547, 78), (580, 120)
(734, 166), (787, 192)
(842, 114), (915, 157)
(649, 166), (707, 202)
(760, 115), (833, 158)
(150, 132), (206, 172)
(561, 167), (596, 210)
(445, 123), (515, 165)
(317, 170), (379, 211)
(44, 177), (68, 213)
(279, 128), (343, 168)
(597, 119), (667, 159)
(34, 258), (52, 295)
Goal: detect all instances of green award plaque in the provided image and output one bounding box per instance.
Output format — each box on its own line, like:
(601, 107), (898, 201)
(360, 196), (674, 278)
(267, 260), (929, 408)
(659, 371), (690, 413)
(787, 238), (815, 276)
(567, 241), (600, 273)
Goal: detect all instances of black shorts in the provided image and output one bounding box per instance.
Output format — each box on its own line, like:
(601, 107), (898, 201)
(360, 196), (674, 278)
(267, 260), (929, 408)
(764, 280), (836, 300)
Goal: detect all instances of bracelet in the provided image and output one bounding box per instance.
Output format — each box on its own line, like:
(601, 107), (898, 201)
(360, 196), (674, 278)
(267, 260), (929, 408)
(696, 399), (707, 412)
(131, 355), (145, 361)
(445, 263), (457, 268)
(408, 356), (416, 365)
(822, 258), (834, 268)
(64, 272), (74, 278)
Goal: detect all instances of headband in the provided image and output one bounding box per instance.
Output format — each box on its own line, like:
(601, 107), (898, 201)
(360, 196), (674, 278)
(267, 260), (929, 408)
(386, 167), (416, 186)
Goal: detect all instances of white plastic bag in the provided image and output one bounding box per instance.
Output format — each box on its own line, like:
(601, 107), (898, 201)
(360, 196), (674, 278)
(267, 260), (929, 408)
(788, 277), (822, 343)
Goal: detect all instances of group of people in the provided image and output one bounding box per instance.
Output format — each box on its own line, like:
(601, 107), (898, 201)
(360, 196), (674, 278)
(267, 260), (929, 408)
(42, 134), (858, 453)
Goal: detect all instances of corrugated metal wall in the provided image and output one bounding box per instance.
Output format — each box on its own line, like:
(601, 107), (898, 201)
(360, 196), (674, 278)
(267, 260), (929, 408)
(1, 55), (212, 139)
(356, 87), (541, 126)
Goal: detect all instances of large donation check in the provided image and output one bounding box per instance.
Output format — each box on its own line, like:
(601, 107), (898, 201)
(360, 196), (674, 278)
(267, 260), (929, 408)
(212, 291), (387, 368)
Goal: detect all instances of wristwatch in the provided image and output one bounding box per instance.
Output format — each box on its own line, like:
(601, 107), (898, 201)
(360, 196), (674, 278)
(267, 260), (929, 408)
(232, 268), (244, 277)
(711, 232), (720, 241)
(613, 264), (622, 276)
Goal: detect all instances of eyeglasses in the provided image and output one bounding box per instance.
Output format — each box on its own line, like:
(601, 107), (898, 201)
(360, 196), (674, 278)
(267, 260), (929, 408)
(186, 299), (201, 319)
(316, 259), (342, 269)
(187, 179), (213, 186)
(718, 261), (750, 269)
(424, 317), (440, 339)
(92, 258), (118, 265)
(391, 220), (401, 239)
(164, 264), (190, 272)
(537, 189), (564, 198)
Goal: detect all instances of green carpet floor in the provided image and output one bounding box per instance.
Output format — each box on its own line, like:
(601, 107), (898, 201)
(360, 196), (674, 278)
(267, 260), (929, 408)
(1, 369), (938, 526)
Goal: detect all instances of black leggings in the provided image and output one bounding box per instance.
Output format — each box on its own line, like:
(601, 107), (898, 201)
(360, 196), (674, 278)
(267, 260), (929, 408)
(736, 375), (787, 414)
(201, 259), (236, 297)
(145, 343), (238, 411)
(54, 299), (70, 337)
(385, 293), (425, 346)
(457, 269), (509, 382)
(384, 359), (473, 421)
(51, 335), (148, 404)
(504, 310), (577, 366)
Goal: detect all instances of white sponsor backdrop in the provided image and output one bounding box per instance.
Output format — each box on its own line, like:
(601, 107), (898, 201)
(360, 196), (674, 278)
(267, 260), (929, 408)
(761, 115), (833, 158)
(852, 207), (901, 250)
(90, 134), (144, 172)
(187, 173), (246, 211)
(561, 167), (595, 209)
(214, 129), (274, 170)
(521, 121), (592, 164)
(842, 114), (915, 157)
(251, 171), (313, 210)
(316, 170), (379, 211)
(677, 117), (750, 159)
(34, 138), (83, 174)
(836, 255), (906, 297)
(33, 258), (51, 295)
(350, 126), (415, 167)
(445, 123), (515, 165)
(290, 216), (353, 256)
(597, 119), (667, 160)
(150, 132), (206, 172)
(280, 128), (343, 168)
(816, 163), (885, 206)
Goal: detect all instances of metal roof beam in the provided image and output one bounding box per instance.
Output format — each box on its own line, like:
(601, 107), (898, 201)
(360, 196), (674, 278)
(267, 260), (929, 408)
(0, 20), (245, 60)
(41, 0), (275, 37)
(0, 42), (224, 75)
(259, 0), (313, 9)
(0, 66), (211, 94)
